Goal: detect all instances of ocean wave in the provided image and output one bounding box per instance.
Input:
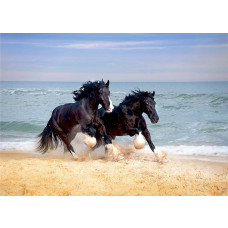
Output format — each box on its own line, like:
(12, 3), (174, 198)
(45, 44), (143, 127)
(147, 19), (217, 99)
(209, 97), (228, 105)
(175, 93), (208, 98)
(197, 127), (228, 133)
(157, 93), (228, 101)
(0, 121), (45, 133)
(161, 105), (190, 110)
(0, 88), (71, 96)
(1, 89), (228, 105)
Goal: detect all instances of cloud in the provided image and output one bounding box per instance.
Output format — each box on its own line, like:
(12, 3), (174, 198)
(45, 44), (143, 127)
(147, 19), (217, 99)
(189, 43), (228, 48)
(1, 37), (228, 50)
(0, 38), (166, 50)
(109, 46), (165, 50)
(56, 41), (163, 50)
(0, 40), (45, 46)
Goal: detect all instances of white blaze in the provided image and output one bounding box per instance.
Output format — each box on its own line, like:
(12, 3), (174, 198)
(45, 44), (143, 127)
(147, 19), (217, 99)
(133, 132), (146, 149)
(83, 134), (97, 148)
(107, 96), (114, 113)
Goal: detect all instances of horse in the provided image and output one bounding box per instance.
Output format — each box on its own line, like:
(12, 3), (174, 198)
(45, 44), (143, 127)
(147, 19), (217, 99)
(93, 90), (159, 155)
(37, 80), (114, 158)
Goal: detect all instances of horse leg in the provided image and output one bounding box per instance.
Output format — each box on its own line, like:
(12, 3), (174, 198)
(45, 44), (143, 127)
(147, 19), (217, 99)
(81, 126), (97, 148)
(63, 144), (68, 154)
(127, 127), (140, 136)
(91, 133), (115, 151)
(141, 129), (155, 152)
(60, 134), (75, 155)
(96, 124), (113, 156)
(89, 121), (112, 153)
(64, 131), (77, 154)
(89, 136), (103, 150)
(51, 119), (77, 157)
(139, 118), (155, 152)
(95, 124), (111, 144)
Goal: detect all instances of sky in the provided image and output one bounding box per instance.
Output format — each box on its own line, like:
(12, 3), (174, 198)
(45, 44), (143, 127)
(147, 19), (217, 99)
(0, 33), (228, 82)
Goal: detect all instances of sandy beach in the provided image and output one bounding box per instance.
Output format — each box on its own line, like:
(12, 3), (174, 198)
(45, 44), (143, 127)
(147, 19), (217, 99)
(0, 145), (228, 196)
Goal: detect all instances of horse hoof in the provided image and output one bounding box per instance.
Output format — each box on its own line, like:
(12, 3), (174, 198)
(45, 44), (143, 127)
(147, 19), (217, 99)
(154, 149), (167, 163)
(71, 152), (79, 160)
(105, 144), (113, 153)
(105, 144), (124, 161)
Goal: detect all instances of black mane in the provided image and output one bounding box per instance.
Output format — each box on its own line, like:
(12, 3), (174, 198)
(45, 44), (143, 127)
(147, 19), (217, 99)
(72, 80), (106, 101)
(120, 89), (154, 105)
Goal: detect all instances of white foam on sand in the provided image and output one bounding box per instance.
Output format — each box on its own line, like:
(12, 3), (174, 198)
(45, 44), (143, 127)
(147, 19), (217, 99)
(138, 145), (228, 157)
(0, 141), (36, 152)
(1, 140), (228, 158)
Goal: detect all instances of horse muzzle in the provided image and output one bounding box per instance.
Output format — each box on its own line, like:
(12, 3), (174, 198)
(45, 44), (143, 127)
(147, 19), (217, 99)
(151, 116), (159, 124)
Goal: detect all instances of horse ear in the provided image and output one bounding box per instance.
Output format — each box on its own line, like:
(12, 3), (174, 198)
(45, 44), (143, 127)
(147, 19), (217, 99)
(152, 91), (155, 96)
(145, 91), (148, 96)
(106, 80), (110, 87)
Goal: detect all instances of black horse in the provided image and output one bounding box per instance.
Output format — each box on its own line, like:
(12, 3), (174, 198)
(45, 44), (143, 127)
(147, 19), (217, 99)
(37, 80), (114, 158)
(94, 90), (159, 154)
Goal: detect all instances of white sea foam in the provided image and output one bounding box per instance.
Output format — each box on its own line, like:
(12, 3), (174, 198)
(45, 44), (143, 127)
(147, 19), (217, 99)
(0, 141), (36, 152)
(135, 145), (228, 157)
(1, 140), (228, 157)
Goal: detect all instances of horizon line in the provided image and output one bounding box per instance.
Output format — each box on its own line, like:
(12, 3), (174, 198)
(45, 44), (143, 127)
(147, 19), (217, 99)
(1, 80), (228, 83)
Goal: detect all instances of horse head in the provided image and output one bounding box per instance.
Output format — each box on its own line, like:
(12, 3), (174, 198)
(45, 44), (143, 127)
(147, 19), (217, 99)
(141, 91), (159, 124)
(73, 80), (114, 113)
(96, 80), (114, 113)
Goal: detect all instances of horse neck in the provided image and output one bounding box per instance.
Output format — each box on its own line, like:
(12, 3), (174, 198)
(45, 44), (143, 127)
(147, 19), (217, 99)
(84, 91), (99, 113)
(121, 99), (143, 117)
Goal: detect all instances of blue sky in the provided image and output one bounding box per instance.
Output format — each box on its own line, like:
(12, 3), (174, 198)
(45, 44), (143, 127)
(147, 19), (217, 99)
(0, 33), (228, 81)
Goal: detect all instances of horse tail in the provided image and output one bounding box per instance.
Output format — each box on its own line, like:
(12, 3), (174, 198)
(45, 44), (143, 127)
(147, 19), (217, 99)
(37, 118), (60, 154)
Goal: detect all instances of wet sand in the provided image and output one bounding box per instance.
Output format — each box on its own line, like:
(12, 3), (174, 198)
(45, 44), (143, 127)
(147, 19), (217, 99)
(0, 148), (228, 196)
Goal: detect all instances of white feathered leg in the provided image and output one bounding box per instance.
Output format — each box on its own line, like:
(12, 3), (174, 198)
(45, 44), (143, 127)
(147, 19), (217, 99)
(133, 132), (146, 149)
(83, 134), (97, 148)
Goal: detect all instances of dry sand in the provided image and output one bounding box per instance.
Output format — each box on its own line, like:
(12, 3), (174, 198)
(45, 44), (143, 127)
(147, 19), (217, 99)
(0, 146), (228, 196)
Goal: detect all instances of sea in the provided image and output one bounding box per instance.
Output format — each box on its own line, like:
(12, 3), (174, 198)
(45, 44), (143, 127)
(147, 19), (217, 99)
(1, 81), (228, 157)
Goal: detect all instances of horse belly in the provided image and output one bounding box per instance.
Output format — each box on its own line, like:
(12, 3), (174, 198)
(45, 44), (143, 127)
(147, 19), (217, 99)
(106, 124), (127, 137)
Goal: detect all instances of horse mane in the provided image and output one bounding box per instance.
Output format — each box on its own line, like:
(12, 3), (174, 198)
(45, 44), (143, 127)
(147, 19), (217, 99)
(120, 89), (154, 105)
(72, 80), (106, 101)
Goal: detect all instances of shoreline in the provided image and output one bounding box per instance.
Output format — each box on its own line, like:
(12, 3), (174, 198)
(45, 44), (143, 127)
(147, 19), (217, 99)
(0, 148), (228, 196)
(1, 146), (228, 163)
